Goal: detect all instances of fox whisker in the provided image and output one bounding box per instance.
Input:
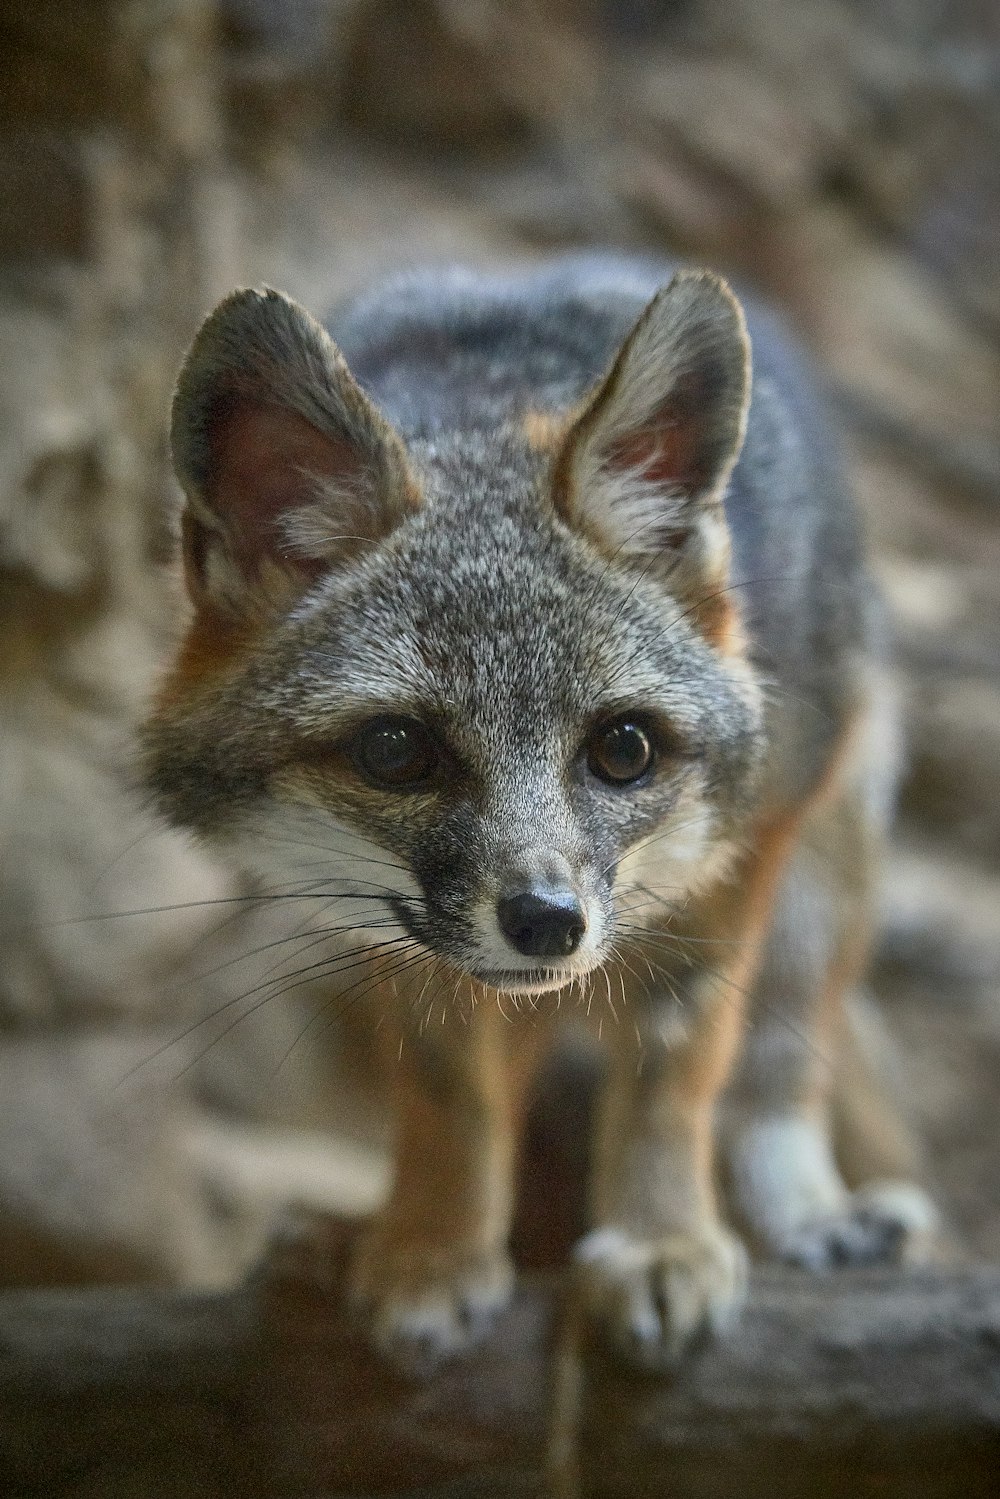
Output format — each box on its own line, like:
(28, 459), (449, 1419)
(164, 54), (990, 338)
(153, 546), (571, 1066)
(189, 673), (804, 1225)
(271, 943), (431, 1080)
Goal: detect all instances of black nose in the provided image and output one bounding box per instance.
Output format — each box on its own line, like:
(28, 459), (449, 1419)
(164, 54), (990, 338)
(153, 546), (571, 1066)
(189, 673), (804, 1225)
(497, 887), (586, 959)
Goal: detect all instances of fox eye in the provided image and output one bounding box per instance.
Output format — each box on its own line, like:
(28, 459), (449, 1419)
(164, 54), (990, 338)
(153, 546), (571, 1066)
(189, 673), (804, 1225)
(587, 718), (653, 785)
(351, 716), (435, 789)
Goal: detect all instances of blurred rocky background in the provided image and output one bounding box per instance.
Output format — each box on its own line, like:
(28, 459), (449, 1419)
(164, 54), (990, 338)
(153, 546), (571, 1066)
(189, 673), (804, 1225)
(1, 0), (998, 1286)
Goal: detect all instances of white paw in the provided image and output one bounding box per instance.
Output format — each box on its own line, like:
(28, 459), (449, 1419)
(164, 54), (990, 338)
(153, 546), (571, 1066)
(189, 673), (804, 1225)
(777, 1181), (941, 1270)
(575, 1224), (748, 1370)
(349, 1230), (513, 1375)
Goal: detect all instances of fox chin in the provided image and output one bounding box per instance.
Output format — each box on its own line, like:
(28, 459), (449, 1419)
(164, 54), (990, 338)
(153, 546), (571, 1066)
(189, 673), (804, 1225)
(142, 253), (939, 1373)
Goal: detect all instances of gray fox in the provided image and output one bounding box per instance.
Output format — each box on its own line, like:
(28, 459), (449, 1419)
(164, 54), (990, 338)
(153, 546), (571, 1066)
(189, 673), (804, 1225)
(143, 254), (938, 1371)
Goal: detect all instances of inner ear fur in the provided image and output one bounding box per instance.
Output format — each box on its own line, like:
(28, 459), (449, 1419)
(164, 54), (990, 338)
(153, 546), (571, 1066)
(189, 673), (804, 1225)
(555, 270), (751, 617)
(171, 286), (420, 620)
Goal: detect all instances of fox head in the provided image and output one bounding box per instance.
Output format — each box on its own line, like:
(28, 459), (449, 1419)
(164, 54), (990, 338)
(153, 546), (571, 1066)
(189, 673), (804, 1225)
(144, 270), (764, 999)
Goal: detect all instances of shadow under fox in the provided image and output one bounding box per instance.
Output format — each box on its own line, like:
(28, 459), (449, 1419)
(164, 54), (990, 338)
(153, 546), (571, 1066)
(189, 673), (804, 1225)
(144, 254), (938, 1370)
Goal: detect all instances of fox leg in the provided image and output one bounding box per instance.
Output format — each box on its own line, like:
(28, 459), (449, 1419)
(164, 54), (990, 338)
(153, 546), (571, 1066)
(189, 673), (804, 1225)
(832, 987), (927, 1188)
(575, 812), (811, 1368)
(723, 788), (939, 1268)
(577, 978), (749, 1368)
(350, 994), (539, 1369)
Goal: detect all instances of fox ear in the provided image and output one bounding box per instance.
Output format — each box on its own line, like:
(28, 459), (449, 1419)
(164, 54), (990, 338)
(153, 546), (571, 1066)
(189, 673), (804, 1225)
(171, 287), (419, 619)
(556, 270), (750, 610)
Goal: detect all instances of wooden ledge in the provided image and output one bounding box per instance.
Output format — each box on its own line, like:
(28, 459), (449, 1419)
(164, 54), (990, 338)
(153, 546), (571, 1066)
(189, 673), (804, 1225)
(1, 1223), (999, 1497)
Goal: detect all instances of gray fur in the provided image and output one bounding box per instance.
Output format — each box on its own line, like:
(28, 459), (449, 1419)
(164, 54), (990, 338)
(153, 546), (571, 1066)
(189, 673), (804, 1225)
(329, 254), (875, 795)
(148, 252), (874, 984)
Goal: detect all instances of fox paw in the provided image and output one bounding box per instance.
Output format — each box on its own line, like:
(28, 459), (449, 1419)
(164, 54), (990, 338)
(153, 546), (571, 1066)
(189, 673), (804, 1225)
(575, 1224), (747, 1370)
(778, 1180), (940, 1270)
(349, 1227), (513, 1375)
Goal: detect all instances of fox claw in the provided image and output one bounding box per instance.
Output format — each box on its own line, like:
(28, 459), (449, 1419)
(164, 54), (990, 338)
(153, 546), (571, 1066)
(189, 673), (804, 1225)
(778, 1181), (941, 1270)
(349, 1228), (513, 1374)
(575, 1224), (748, 1369)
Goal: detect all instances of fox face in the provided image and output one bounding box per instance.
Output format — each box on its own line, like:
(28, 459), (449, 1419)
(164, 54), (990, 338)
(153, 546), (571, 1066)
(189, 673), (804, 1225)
(144, 268), (764, 998)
